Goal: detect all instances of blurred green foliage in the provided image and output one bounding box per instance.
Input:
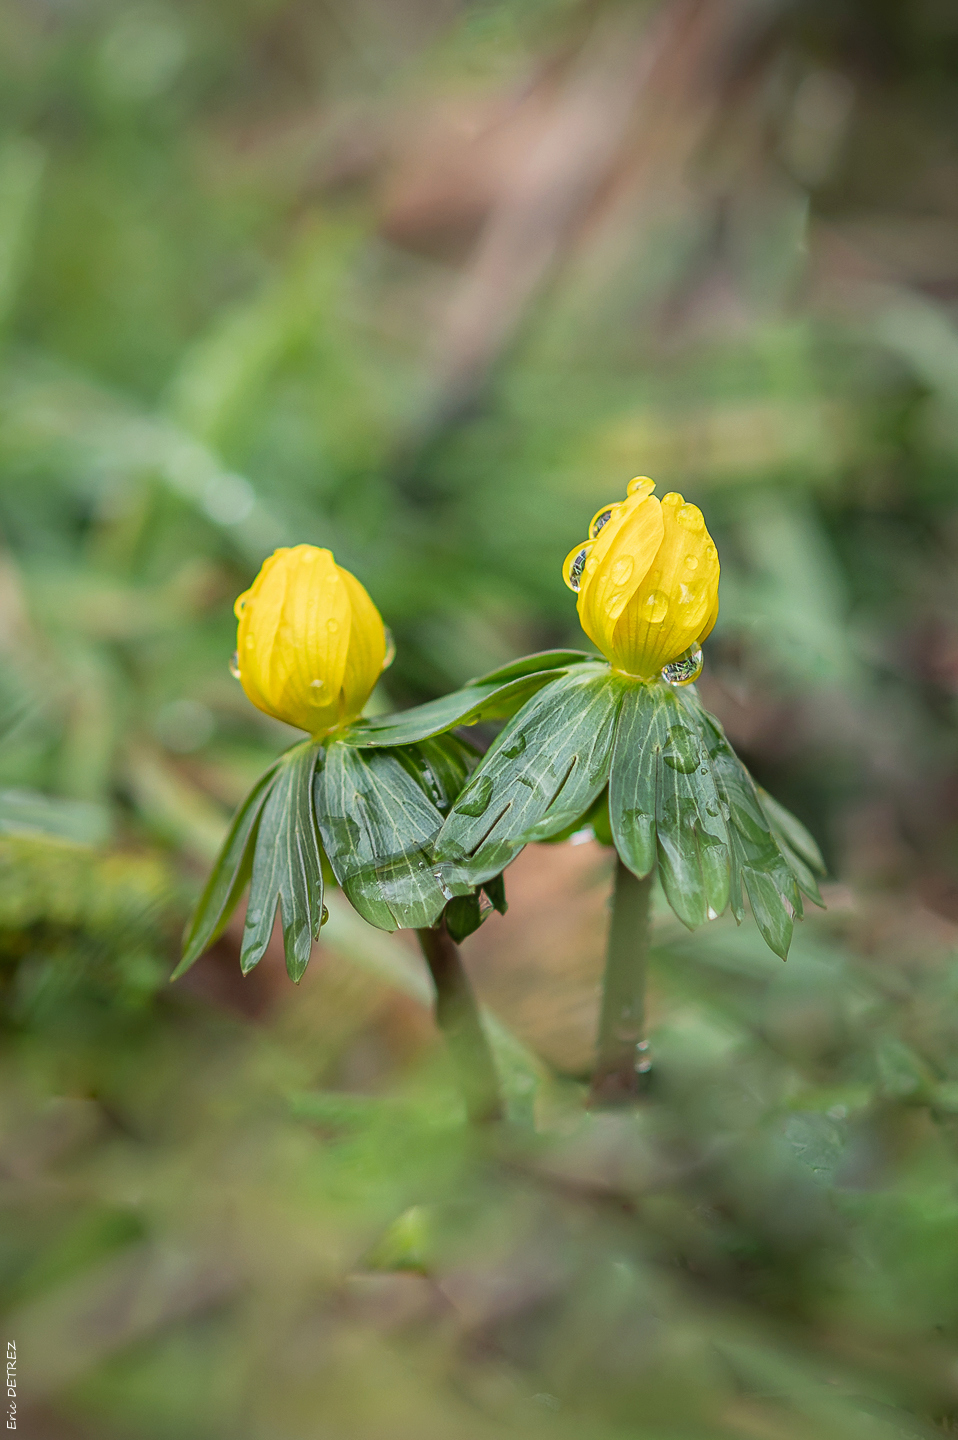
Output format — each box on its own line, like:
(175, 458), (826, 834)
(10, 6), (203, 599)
(1, 0), (958, 1434)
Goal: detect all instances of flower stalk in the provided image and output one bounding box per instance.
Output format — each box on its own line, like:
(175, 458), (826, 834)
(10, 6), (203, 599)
(417, 922), (503, 1125)
(589, 858), (654, 1107)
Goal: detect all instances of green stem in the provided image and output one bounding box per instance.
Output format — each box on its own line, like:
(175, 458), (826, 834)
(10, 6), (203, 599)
(417, 922), (504, 1125)
(589, 858), (654, 1107)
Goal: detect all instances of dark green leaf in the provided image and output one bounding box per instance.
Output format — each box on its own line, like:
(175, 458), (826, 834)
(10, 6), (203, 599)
(341, 658), (593, 749)
(240, 743), (324, 982)
(609, 683), (661, 879)
(444, 892), (484, 944)
(757, 787), (827, 878)
(314, 741), (473, 931)
(173, 760), (281, 979)
(466, 649), (597, 686)
(393, 733), (478, 815)
(610, 683), (731, 928)
(482, 872), (507, 915)
(678, 689), (801, 954)
(435, 666), (620, 885)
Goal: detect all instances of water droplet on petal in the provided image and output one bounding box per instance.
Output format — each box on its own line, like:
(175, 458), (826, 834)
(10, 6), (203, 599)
(382, 627), (396, 671)
(310, 678), (326, 691)
(229, 651), (241, 679)
(611, 556), (634, 585)
(705, 544), (717, 561)
(564, 544), (592, 592)
(607, 592), (628, 620)
(677, 503), (704, 532)
(643, 590), (669, 623)
(662, 492), (683, 508)
(661, 643), (703, 686)
(590, 507), (614, 538)
(685, 555), (698, 570)
(326, 617), (339, 633)
(627, 476), (655, 497)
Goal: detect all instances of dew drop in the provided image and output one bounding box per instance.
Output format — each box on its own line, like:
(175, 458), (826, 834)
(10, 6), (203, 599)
(321, 905), (329, 925)
(502, 733), (527, 759)
(434, 869), (455, 901)
(685, 555), (698, 570)
(627, 476), (655, 497)
(590, 507), (614, 538)
(677, 503), (704, 532)
(661, 491), (683, 507)
(611, 556), (634, 586)
(607, 593), (629, 620)
(705, 544), (717, 561)
(326, 617), (339, 633)
(565, 544), (591, 592)
(662, 725), (699, 773)
(585, 556), (598, 573)
(229, 651), (241, 679)
(454, 774), (493, 817)
(310, 678), (326, 691)
(661, 643), (703, 687)
(643, 590), (669, 623)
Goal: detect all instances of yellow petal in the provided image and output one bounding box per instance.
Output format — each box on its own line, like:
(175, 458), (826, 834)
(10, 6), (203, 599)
(235, 546), (361, 734)
(611, 494), (719, 677)
(576, 492), (664, 660)
(338, 565), (387, 721)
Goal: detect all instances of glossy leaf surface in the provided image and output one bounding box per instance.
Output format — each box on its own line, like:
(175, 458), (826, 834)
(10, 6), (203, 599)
(435, 665), (620, 886)
(240, 742), (324, 982)
(314, 741), (473, 931)
(174, 760), (281, 978)
(341, 652), (591, 749)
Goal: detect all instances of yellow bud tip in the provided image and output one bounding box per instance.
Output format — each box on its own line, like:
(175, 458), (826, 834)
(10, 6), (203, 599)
(233, 544), (388, 735)
(563, 475), (720, 680)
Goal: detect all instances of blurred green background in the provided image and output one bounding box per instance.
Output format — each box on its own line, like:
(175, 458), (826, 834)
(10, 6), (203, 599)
(3, 0), (958, 1435)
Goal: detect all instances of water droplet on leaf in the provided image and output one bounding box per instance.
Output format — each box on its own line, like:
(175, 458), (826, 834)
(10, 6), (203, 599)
(662, 725), (699, 773)
(454, 774), (493, 817)
(321, 905), (329, 924)
(502, 733), (526, 759)
(661, 644), (703, 686)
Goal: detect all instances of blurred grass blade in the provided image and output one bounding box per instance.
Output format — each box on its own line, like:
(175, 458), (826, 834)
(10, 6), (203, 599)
(0, 136), (45, 336)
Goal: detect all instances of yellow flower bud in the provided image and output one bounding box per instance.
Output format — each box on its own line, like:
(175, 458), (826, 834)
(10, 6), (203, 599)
(563, 477), (719, 681)
(232, 546), (390, 735)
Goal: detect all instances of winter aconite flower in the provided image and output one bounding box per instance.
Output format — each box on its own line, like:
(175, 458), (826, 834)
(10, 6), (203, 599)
(563, 477), (719, 682)
(232, 545), (391, 735)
